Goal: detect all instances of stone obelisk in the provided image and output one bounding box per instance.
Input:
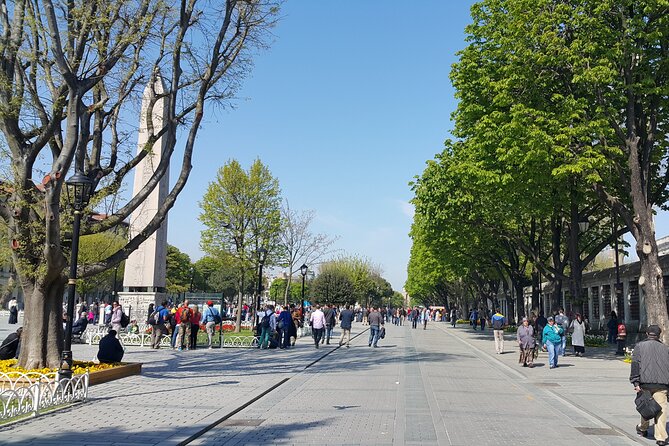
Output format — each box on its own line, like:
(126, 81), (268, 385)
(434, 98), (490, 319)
(118, 76), (169, 323)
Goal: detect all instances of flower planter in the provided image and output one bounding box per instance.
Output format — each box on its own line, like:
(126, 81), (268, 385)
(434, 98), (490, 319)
(88, 363), (142, 386)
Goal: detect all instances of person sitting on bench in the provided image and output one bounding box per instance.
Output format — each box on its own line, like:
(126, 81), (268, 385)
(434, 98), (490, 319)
(72, 312), (89, 336)
(97, 329), (124, 363)
(0, 327), (22, 360)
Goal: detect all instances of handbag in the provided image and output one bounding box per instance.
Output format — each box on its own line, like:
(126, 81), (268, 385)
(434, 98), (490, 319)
(379, 326), (386, 339)
(635, 390), (662, 420)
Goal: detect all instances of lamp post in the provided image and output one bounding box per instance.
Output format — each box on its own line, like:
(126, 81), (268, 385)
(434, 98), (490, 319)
(256, 248), (268, 318)
(60, 171), (93, 380)
(300, 264), (308, 324)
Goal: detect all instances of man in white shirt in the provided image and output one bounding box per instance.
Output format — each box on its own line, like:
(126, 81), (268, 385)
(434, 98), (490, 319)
(310, 304), (327, 349)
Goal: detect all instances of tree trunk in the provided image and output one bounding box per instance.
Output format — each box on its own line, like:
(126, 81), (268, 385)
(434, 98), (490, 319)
(551, 280), (563, 316)
(234, 271), (244, 334)
(531, 269), (540, 315)
(18, 279), (65, 369)
(513, 280), (525, 323)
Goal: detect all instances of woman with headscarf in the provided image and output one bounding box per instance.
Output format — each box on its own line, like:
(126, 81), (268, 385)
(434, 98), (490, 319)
(569, 313), (587, 357)
(542, 317), (564, 369)
(516, 317), (535, 368)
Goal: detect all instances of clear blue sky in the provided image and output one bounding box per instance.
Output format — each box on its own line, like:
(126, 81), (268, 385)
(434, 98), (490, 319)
(166, 0), (669, 291)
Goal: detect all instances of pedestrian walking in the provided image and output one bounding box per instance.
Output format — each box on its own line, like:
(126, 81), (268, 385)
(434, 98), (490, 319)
(555, 308), (569, 356)
(290, 305), (301, 345)
(411, 307), (419, 329)
(324, 304), (336, 345)
(368, 307), (384, 348)
(422, 308), (428, 330)
(278, 306), (292, 349)
(362, 307), (369, 326)
(7, 298), (18, 324)
(616, 319), (628, 355)
(630, 325), (669, 445)
(470, 309), (478, 330)
(516, 317), (535, 368)
(310, 304), (326, 348)
(201, 301), (221, 349)
(149, 301), (169, 349)
(491, 309), (507, 354)
(190, 305), (201, 350)
(569, 313), (586, 356)
(542, 316), (564, 369)
(175, 301), (193, 351)
(607, 311), (619, 344)
(338, 304), (354, 347)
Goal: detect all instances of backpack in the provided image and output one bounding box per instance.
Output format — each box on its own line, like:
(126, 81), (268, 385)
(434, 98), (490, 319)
(213, 311), (223, 324)
(261, 313), (270, 328)
(492, 316), (504, 330)
(180, 307), (191, 323)
(148, 310), (160, 325)
(120, 312), (130, 328)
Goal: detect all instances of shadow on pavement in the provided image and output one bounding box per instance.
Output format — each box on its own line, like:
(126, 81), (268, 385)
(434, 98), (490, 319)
(0, 419), (330, 445)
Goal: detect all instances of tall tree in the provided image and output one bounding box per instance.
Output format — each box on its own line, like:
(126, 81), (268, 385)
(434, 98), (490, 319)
(450, 0), (669, 340)
(0, 0), (280, 368)
(199, 159), (281, 332)
(276, 201), (337, 306)
(165, 245), (192, 295)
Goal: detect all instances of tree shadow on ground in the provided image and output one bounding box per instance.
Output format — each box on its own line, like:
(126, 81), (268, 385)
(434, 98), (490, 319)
(0, 418), (332, 445)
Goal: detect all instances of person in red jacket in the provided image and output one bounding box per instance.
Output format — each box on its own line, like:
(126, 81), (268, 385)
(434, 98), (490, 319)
(616, 320), (627, 356)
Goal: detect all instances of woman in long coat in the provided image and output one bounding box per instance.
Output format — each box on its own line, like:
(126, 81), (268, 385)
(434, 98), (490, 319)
(570, 313), (587, 357)
(516, 317), (535, 367)
(7, 298), (18, 324)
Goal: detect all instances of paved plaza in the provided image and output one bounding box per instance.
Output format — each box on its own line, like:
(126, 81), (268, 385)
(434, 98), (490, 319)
(0, 316), (656, 445)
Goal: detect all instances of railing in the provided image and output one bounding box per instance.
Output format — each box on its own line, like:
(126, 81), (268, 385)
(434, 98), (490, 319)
(86, 330), (260, 349)
(0, 371), (89, 422)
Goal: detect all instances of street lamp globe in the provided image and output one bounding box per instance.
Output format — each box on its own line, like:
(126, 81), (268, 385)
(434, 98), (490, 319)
(65, 171), (93, 212)
(300, 264), (308, 276)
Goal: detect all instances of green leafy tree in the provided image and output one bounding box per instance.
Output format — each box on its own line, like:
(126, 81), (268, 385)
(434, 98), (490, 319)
(311, 269), (354, 306)
(166, 245), (192, 295)
(77, 231), (127, 301)
(448, 0), (669, 338)
(269, 278), (306, 304)
(199, 159), (282, 331)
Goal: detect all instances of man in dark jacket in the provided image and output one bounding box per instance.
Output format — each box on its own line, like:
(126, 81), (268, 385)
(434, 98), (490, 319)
(338, 304), (355, 348)
(630, 325), (669, 445)
(97, 329), (124, 363)
(323, 304), (336, 345)
(0, 327), (22, 360)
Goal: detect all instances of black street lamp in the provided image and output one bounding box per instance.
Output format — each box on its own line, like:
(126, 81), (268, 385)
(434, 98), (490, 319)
(60, 171), (93, 380)
(300, 264), (308, 323)
(256, 247), (268, 318)
(578, 216), (590, 234)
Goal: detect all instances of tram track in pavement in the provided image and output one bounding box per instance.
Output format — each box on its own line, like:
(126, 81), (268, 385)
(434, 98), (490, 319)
(178, 327), (370, 446)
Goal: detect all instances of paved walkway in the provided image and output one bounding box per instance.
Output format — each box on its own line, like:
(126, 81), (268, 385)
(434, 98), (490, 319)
(0, 317), (655, 446)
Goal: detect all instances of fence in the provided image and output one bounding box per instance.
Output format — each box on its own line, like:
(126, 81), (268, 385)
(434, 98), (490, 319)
(0, 370), (89, 422)
(84, 323), (260, 348)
